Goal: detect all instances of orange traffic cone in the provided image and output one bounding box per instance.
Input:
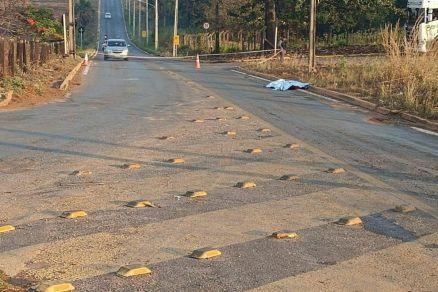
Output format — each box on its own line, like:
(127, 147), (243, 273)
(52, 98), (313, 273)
(195, 54), (201, 69)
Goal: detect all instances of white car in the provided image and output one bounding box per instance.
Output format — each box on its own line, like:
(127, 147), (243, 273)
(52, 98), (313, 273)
(104, 39), (129, 61)
(105, 12), (111, 19)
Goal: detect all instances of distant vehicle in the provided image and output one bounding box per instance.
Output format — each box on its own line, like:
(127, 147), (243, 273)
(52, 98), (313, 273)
(105, 12), (112, 19)
(103, 39), (129, 61)
(406, 0), (438, 52)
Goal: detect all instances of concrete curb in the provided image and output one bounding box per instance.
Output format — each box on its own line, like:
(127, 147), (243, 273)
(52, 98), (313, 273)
(0, 90), (13, 107)
(59, 60), (84, 91)
(235, 66), (438, 132)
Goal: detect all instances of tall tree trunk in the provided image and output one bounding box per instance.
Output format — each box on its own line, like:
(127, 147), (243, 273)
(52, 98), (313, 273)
(215, 0), (220, 53)
(264, 0), (276, 49)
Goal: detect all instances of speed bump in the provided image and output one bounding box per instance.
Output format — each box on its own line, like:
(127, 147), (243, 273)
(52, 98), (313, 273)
(394, 204), (416, 213)
(126, 200), (157, 208)
(190, 247), (221, 259)
(285, 143), (300, 149)
(167, 158), (185, 164)
(61, 210), (87, 219)
(185, 190), (207, 198)
(116, 264), (152, 277)
(246, 148), (262, 154)
(235, 181), (256, 189)
(279, 175), (300, 181)
(70, 170), (92, 177)
(121, 163), (141, 170)
(35, 280), (75, 292)
(326, 167), (346, 174)
(224, 106), (234, 110)
(336, 216), (362, 226)
(258, 128), (271, 133)
(192, 119), (204, 123)
(237, 116), (250, 120)
(0, 225), (15, 233)
(271, 231), (299, 239)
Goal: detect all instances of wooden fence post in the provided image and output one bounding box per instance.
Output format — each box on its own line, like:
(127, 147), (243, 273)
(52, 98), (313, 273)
(9, 40), (17, 76)
(0, 39), (9, 77)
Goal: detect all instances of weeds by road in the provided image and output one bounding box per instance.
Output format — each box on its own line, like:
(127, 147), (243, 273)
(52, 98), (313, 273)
(247, 26), (438, 120)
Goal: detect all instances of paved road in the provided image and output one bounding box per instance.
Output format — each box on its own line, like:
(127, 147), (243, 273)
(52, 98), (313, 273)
(0, 0), (437, 290)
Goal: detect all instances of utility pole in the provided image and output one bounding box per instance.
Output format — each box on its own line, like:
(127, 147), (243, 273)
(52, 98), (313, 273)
(173, 0), (178, 57)
(146, 0), (149, 46)
(308, 0), (316, 72)
(62, 14), (68, 55)
(155, 0), (158, 50)
(68, 0), (76, 57)
(133, 0), (136, 38)
(128, 0), (131, 31)
(138, 0), (141, 39)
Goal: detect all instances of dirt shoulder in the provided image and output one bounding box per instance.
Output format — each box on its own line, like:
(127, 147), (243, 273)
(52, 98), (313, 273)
(0, 57), (83, 110)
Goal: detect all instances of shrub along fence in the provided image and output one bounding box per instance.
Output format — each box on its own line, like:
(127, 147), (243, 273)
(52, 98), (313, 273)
(0, 37), (65, 78)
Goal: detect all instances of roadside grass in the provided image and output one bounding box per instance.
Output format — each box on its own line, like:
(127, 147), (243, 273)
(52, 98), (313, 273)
(247, 26), (438, 120)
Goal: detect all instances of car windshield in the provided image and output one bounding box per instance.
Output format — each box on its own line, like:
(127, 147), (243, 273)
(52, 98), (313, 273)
(108, 41), (126, 47)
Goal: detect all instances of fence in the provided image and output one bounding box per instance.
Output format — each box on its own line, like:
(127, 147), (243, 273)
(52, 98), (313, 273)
(0, 37), (65, 78)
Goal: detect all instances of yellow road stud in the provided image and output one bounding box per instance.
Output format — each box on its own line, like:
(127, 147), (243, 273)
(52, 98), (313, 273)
(35, 280), (75, 292)
(126, 200), (156, 208)
(223, 131), (236, 136)
(279, 175), (300, 181)
(121, 163), (141, 170)
(246, 148), (262, 154)
(271, 231), (299, 239)
(224, 106), (234, 110)
(237, 116), (250, 120)
(0, 225), (15, 233)
(285, 143), (300, 149)
(167, 158), (185, 164)
(70, 170), (92, 176)
(207, 95), (215, 99)
(192, 119), (204, 123)
(185, 190), (207, 198)
(159, 136), (175, 140)
(258, 128), (271, 133)
(116, 264), (152, 277)
(214, 106), (222, 110)
(327, 167), (346, 174)
(336, 216), (362, 226)
(216, 117), (226, 121)
(61, 210), (87, 219)
(235, 181), (256, 189)
(394, 204), (416, 213)
(190, 247), (221, 259)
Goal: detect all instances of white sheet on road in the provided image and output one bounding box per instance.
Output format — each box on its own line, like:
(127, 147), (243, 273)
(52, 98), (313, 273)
(266, 79), (310, 91)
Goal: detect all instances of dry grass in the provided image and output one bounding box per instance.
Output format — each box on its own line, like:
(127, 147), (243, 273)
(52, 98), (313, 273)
(247, 25), (438, 120)
(0, 270), (24, 292)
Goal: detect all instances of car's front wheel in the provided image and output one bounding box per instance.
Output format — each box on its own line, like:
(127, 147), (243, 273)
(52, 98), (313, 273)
(124, 58), (128, 61)
(104, 56), (108, 60)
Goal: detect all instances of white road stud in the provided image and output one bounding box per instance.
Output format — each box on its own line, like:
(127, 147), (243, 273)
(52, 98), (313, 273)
(60, 210), (87, 219)
(336, 216), (362, 226)
(224, 106), (234, 110)
(190, 247), (221, 259)
(223, 131), (237, 136)
(258, 128), (271, 133)
(35, 280), (75, 292)
(0, 225), (15, 233)
(116, 264), (152, 277)
(167, 158), (185, 164)
(192, 119), (205, 123)
(326, 167), (346, 174)
(279, 175), (300, 181)
(271, 231), (299, 239)
(394, 204), (416, 213)
(235, 181), (256, 189)
(121, 163), (141, 170)
(216, 117), (227, 121)
(126, 200), (157, 208)
(185, 190), (208, 198)
(246, 148), (262, 154)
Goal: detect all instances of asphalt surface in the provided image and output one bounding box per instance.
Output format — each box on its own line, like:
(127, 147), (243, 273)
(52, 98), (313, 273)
(0, 0), (437, 291)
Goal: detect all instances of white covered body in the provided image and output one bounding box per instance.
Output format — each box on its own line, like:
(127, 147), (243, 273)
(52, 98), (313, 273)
(408, 0), (438, 9)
